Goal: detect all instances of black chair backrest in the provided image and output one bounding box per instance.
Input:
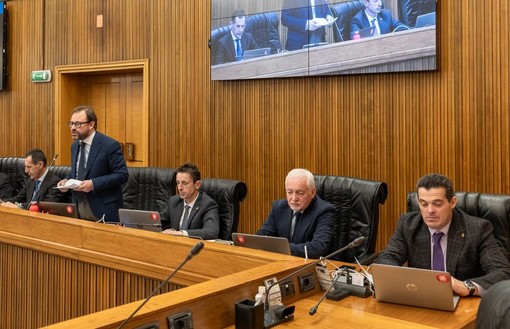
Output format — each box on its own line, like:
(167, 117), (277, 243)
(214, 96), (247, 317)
(122, 167), (177, 213)
(200, 178), (248, 241)
(329, 0), (366, 42)
(407, 191), (510, 260)
(0, 157), (26, 196)
(210, 12), (281, 54)
(48, 165), (72, 202)
(397, 0), (436, 27)
(314, 175), (388, 263)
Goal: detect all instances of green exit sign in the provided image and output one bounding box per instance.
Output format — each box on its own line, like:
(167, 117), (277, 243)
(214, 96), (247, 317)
(31, 70), (52, 83)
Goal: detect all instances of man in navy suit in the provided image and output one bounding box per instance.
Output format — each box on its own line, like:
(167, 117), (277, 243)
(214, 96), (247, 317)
(349, 0), (407, 40)
(57, 106), (128, 222)
(281, 0), (334, 51)
(377, 174), (510, 297)
(1, 149), (65, 209)
(257, 168), (336, 258)
(161, 163), (219, 240)
(213, 9), (259, 65)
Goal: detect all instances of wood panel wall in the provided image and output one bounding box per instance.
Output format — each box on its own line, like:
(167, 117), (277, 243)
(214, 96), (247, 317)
(0, 0), (509, 256)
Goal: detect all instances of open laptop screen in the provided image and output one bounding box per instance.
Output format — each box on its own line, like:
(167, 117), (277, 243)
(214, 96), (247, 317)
(118, 209), (162, 232)
(38, 201), (78, 218)
(232, 233), (291, 255)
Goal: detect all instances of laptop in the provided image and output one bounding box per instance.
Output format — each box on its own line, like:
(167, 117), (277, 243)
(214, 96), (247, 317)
(359, 26), (376, 39)
(242, 47), (271, 60)
(371, 263), (460, 311)
(232, 233), (291, 255)
(415, 12), (436, 28)
(38, 201), (78, 218)
(118, 208), (162, 232)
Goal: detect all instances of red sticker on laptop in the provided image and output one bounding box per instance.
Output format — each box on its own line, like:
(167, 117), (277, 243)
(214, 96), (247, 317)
(66, 205), (74, 214)
(151, 212), (159, 221)
(436, 273), (450, 283)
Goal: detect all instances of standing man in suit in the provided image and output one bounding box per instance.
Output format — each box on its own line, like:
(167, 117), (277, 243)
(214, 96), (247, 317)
(281, 0), (334, 51)
(57, 106), (128, 222)
(377, 173), (510, 297)
(213, 9), (259, 65)
(257, 168), (336, 258)
(1, 149), (65, 209)
(161, 163), (219, 240)
(349, 0), (407, 39)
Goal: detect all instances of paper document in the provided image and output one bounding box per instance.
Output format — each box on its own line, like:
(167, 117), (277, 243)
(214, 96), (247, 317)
(55, 179), (82, 189)
(315, 17), (337, 27)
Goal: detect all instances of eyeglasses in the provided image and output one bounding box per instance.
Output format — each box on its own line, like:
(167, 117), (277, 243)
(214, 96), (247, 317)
(67, 121), (91, 128)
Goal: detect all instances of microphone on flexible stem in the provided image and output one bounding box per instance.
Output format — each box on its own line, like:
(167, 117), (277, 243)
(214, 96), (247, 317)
(263, 236), (366, 327)
(309, 269), (344, 315)
(117, 242), (205, 329)
(48, 154), (59, 167)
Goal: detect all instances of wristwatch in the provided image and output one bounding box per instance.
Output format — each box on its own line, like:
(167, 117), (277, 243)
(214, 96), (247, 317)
(463, 280), (476, 297)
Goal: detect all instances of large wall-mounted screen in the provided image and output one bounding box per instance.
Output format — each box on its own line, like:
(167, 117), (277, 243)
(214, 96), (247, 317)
(0, 1), (8, 90)
(210, 0), (437, 80)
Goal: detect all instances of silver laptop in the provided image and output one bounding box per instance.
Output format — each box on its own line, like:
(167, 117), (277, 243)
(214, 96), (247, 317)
(232, 233), (291, 255)
(415, 12), (436, 28)
(371, 263), (460, 311)
(38, 201), (78, 218)
(242, 47), (271, 60)
(118, 209), (162, 232)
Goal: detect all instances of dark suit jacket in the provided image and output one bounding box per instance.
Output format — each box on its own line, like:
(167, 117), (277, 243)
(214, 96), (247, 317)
(349, 9), (406, 40)
(214, 31), (258, 65)
(161, 192), (220, 240)
(281, 0), (330, 50)
(376, 209), (510, 290)
(0, 172), (14, 200)
(67, 131), (129, 221)
(257, 195), (336, 258)
(7, 170), (66, 209)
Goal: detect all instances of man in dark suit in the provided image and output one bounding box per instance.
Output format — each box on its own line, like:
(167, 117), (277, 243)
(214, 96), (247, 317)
(349, 0), (407, 40)
(1, 149), (65, 209)
(281, 0), (334, 51)
(0, 172), (13, 200)
(377, 173), (510, 297)
(57, 106), (128, 222)
(213, 9), (259, 65)
(161, 163), (219, 240)
(257, 168), (336, 258)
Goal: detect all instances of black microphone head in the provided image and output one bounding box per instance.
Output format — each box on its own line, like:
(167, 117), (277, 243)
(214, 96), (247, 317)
(351, 236), (366, 247)
(190, 242), (205, 256)
(309, 306), (318, 316)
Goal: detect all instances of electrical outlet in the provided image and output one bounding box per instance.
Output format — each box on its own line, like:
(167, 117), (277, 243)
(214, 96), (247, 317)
(279, 279), (295, 298)
(298, 272), (315, 293)
(167, 311), (193, 329)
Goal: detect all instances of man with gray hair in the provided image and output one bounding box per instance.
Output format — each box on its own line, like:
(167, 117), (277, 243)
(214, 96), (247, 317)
(257, 168), (336, 258)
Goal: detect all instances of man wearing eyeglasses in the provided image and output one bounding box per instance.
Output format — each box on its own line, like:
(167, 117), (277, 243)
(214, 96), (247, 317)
(57, 106), (128, 222)
(1, 149), (65, 209)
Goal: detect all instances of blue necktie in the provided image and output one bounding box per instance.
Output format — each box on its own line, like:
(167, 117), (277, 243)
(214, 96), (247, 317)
(31, 180), (41, 202)
(432, 231), (445, 271)
(181, 205), (191, 230)
(235, 39), (242, 60)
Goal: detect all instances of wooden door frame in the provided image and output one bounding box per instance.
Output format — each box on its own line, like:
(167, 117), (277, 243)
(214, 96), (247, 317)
(54, 60), (149, 167)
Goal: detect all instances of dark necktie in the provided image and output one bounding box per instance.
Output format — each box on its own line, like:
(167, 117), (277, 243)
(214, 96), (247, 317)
(77, 142), (87, 180)
(371, 18), (379, 35)
(31, 180), (41, 202)
(235, 39), (242, 60)
(289, 212), (301, 242)
(432, 231), (445, 271)
(181, 205), (191, 230)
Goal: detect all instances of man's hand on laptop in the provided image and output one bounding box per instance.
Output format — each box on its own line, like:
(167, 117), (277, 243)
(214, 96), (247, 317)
(162, 228), (184, 236)
(451, 277), (477, 297)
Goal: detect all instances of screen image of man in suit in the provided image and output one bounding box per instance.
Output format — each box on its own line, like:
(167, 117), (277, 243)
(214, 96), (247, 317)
(161, 163), (220, 240)
(376, 173), (510, 297)
(257, 168), (336, 259)
(57, 106), (128, 222)
(349, 0), (407, 40)
(213, 9), (259, 65)
(1, 148), (66, 209)
(281, 0), (334, 51)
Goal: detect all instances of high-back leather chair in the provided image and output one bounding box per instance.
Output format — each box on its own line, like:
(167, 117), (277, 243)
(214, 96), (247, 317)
(407, 191), (510, 260)
(48, 165), (72, 202)
(314, 175), (388, 263)
(0, 157), (26, 196)
(210, 12), (281, 61)
(122, 167), (177, 213)
(397, 0), (436, 27)
(200, 178), (248, 241)
(329, 0), (366, 42)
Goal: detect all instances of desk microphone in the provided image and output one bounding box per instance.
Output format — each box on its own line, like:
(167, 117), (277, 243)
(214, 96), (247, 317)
(263, 236), (366, 327)
(309, 269), (344, 315)
(117, 242), (205, 329)
(48, 154), (59, 167)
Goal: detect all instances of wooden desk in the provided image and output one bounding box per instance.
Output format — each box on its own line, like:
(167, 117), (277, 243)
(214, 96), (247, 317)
(211, 27), (436, 80)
